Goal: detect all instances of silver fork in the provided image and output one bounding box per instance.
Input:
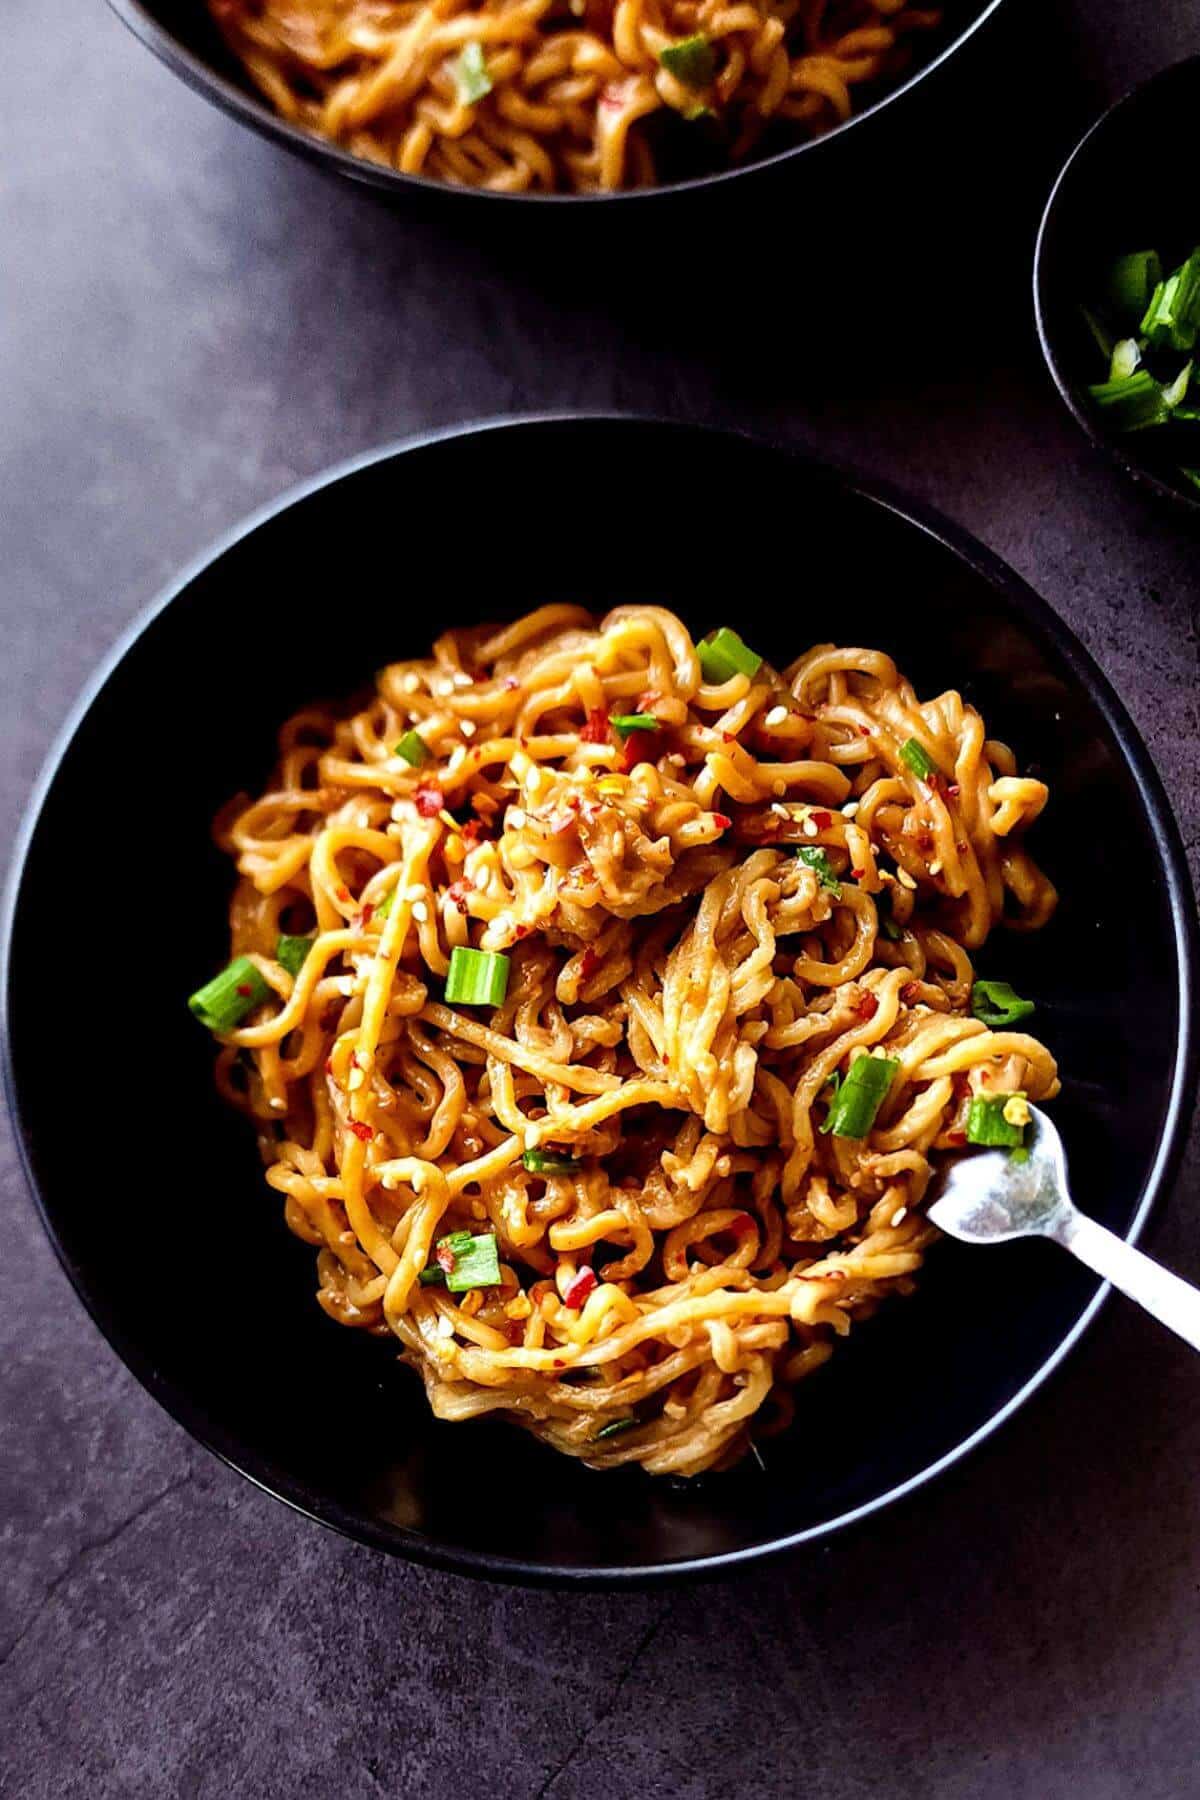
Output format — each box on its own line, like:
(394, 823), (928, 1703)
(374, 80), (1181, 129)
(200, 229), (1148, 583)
(926, 1104), (1200, 1353)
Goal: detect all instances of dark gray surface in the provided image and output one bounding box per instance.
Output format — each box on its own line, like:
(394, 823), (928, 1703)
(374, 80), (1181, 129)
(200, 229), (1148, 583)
(2, 2), (1199, 1795)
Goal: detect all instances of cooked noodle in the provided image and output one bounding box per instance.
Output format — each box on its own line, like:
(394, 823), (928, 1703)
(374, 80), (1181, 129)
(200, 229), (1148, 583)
(204, 604), (1058, 1476)
(209, 0), (942, 192)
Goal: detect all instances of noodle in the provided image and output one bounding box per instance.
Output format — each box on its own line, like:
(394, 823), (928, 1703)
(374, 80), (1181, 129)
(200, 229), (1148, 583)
(203, 605), (1059, 1476)
(208, 0), (943, 193)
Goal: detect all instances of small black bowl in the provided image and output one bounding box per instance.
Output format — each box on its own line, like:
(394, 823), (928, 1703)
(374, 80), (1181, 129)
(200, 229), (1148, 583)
(3, 417), (1197, 1586)
(1035, 56), (1200, 519)
(105, 0), (1005, 208)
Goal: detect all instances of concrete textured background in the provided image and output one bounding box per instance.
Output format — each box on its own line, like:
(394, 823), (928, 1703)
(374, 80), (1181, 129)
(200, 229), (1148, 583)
(2, 2), (1198, 1795)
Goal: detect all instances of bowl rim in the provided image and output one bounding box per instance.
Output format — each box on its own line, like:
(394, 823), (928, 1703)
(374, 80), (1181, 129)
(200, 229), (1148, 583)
(4, 413), (1197, 1587)
(1033, 53), (1200, 519)
(103, 0), (1007, 207)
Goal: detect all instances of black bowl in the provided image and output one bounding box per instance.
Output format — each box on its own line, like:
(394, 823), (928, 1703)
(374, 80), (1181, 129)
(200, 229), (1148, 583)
(105, 0), (1004, 207)
(1034, 56), (1200, 520)
(3, 416), (1196, 1585)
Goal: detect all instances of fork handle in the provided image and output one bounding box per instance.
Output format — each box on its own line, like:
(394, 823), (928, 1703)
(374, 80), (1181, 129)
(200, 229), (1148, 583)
(1048, 1206), (1200, 1354)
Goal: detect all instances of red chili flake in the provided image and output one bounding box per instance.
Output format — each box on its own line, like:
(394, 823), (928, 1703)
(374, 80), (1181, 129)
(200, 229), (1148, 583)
(435, 1244), (456, 1275)
(915, 831), (933, 854)
(956, 840), (969, 854)
(851, 868), (865, 879)
(447, 880), (470, 914)
(514, 924), (531, 939)
(336, 885), (351, 904)
(415, 783), (444, 818)
(855, 992), (879, 1022)
(581, 709), (610, 744)
(357, 903), (374, 929)
(461, 817), (489, 846)
(347, 1120), (372, 1142)
(636, 691), (660, 712)
(947, 1129), (967, 1146)
(621, 729), (654, 774)
(552, 1358), (567, 1369)
(503, 675), (520, 692)
(236, 983), (253, 997)
(721, 731), (738, 744)
(562, 1267), (598, 1310)
(578, 946), (600, 983)
(711, 813), (733, 830)
(926, 772), (946, 797)
(901, 982), (922, 1004)
(858, 725), (872, 738)
(810, 810), (833, 829)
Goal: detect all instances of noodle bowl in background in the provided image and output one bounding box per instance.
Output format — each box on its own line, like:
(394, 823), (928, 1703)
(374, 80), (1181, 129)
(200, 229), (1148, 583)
(208, 0), (942, 192)
(193, 603), (1059, 1477)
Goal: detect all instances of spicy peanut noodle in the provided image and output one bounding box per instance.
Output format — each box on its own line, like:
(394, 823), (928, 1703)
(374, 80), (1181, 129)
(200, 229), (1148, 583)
(208, 0), (942, 193)
(194, 605), (1058, 1477)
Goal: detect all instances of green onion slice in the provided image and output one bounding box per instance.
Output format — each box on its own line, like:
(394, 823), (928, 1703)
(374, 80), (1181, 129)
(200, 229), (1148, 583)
(417, 1265), (445, 1286)
(440, 1231), (502, 1293)
(609, 713), (661, 739)
(817, 1069), (843, 1134)
(275, 933), (314, 978)
(966, 1093), (1027, 1149)
(1141, 250), (1200, 352)
(697, 627), (762, 683)
(594, 1417), (640, 1440)
(1087, 370), (1171, 432)
(188, 956), (271, 1034)
(375, 885), (398, 922)
(899, 736), (937, 780)
(1103, 249), (1163, 329)
(1109, 336), (1141, 381)
(971, 979), (1035, 1028)
(1163, 359), (1193, 409)
(394, 729), (430, 767)
(523, 1149), (580, 1174)
(450, 40), (492, 105)
(794, 845), (841, 895)
(823, 1053), (900, 1140)
(1180, 467), (1200, 492)
(444, 946), (510, 1007)
(658, 33), (717, 87)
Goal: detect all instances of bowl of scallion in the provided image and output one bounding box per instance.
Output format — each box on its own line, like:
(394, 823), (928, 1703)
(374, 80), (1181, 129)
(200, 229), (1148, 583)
(1034, 56), (1200, 519)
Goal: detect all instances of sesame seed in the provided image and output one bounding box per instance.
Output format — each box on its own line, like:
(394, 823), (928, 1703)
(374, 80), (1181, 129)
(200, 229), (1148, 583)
(268, 1096), (286, 1112)
(842, 801), (860, 818)
(437, 1313), (455, 1338)
(802, 818), (819, 838)
(452, 671), (474, 690)
(928, 859), (942, 876)
(771, 802), (789, 818)
(411, 901), (428, 924)
(508, 807), (527, 829)
(765, 705), (788, 727)
(461, 720), (476, 739)
(356, 809), (372, 829)
(897, 868), (918, 891)
(401, 673), (420, 694)
(473, 867), (489, 891)
(890, 1206), (908, 1227)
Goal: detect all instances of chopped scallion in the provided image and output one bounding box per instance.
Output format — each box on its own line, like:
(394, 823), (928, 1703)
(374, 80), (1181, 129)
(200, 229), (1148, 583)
(971, 979), (1035, 1028)
(1141, 250), (1200, 352)
(188, 956), (271, 1034)
(899, 736), (937, 779)
(658, 33), (717, 87)
(394, 729), (430, 767)
(609, 714), (661, 739)
(794, 845), (841, 895)
(275, 933), (314, 978)
(594, 1417), (640, 1440)
(1103, 249), (1162, 329)
(1086, 369), (1171, 432)
(444, 945), (510, 1007)
(450, 40), (492, 105)
(823, 1053), (899, 1140)
(523, 1149), (580, 1174)
(697, 627), (762, 683)
(966, 1093), (1027, 1149)
(1109, 336), (1141, 381)
(439, 1231), (501, 1293)
(1164, 359), (1193, 408)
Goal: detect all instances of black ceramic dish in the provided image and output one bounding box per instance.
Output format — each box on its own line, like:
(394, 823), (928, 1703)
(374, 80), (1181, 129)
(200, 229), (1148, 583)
(105, 0), (1004, 207)
(3, 417), (1196, 1586)
(1034, 56), (1200, 521)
